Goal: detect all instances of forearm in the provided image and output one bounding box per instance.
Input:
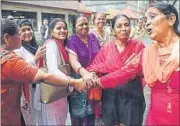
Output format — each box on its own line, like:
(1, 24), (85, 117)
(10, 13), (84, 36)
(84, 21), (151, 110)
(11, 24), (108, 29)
(79, 67), (90, 77)
(70, 60), (90, 76)
(43, 73), (77, 87)
(99, 68), (141, 89)
(98, 53), (143, 89)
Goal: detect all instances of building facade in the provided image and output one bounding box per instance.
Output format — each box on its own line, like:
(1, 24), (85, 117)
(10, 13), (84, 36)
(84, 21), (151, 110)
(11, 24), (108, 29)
(1, 0), (92, 39)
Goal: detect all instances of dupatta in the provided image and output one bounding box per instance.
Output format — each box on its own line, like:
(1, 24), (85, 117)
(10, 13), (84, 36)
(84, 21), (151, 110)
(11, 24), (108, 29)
(143, 39), (179, 87)
(87, 39), (145, 88)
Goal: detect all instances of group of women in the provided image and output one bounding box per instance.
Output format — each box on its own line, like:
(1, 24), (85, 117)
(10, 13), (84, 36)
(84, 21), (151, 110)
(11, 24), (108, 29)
(1, 2), (179, 126)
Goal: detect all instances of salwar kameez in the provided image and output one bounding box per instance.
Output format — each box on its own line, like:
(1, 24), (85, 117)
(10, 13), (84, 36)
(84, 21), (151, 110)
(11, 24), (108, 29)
(87, 39), (145, 126)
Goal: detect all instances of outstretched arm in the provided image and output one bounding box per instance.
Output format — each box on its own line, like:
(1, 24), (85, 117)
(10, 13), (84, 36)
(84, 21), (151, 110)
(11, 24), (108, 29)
(98, 50), (144, 89)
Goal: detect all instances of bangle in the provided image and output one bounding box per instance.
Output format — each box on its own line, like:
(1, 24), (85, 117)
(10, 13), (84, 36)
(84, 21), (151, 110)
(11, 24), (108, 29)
(66, 76), (71, 87)
(77, 66), (83, 74)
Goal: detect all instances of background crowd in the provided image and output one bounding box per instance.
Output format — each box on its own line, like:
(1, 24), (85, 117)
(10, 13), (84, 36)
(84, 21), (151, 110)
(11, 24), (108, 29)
(1, 2), (180, 126)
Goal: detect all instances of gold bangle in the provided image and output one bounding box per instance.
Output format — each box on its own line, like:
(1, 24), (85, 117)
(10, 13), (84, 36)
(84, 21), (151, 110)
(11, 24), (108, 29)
(66, 76), (71, 87)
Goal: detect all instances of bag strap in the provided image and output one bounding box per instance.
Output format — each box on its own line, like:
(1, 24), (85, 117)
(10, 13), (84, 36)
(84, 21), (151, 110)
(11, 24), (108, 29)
(54, 41), (66, 65)
(41, 39), (67, 68)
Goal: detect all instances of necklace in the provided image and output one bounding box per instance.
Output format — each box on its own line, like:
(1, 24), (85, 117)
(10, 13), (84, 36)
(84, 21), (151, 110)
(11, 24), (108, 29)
(157, 36), (179, 48)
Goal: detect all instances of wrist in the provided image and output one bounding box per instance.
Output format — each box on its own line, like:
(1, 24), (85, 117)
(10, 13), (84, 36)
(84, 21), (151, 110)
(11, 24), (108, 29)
(68, 77), (76, 87)
(66, 76), (71, 87)
(77, 66), (83, 74)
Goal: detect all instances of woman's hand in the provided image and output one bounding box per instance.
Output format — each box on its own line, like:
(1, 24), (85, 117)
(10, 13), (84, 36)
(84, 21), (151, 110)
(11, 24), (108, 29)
(72, 78), (87, 93)
(35, 46), (46, 64)
(85, 77), (101, 89)
(82, 72), (99, 88)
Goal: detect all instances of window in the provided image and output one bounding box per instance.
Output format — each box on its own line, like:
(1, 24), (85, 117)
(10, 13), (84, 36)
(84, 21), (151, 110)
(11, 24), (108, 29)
(2, 10), (37, 31)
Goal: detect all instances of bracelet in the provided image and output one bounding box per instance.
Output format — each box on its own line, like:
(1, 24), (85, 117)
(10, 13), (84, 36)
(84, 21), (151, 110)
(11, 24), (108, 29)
(66, 76), (71, 87)
(77, 66), (83, 74)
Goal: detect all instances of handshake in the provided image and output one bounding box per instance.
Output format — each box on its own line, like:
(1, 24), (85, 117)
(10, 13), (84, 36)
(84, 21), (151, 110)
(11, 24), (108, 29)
(72, 71), (101, 92)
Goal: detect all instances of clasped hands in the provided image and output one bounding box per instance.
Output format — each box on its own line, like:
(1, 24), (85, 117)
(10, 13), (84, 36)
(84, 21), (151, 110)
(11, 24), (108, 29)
(74, 72), (100, 92)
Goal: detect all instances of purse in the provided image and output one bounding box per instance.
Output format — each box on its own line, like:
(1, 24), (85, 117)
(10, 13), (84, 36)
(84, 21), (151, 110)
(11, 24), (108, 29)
(40, 42), (72, 104)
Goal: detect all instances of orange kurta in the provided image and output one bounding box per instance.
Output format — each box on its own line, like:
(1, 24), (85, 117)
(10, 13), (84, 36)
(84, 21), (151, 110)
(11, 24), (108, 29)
(1, 50), (38, 126)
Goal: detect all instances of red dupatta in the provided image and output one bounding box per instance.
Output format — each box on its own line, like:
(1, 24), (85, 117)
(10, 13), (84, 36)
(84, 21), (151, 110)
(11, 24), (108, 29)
(39, 39), (69, 67)
(87, 39), (145, 88)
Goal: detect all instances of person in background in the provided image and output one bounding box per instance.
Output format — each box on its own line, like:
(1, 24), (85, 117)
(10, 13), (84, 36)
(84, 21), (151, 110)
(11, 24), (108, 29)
(87, 14), (145, 126)
(91, 12), (111, 46)
(40, 19), (49, 45)
(41, 18), (71, 125)
(1, 19), (86, 126)
(130, 18), (146, 40)
(143, 2), (180, 125)
(7, 15), (14, 20)
(66, 14), (101, 126)
(14, 19), (46, 125)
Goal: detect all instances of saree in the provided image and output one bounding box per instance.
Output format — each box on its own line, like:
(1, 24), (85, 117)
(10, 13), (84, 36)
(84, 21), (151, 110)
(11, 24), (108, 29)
(87, 39), (145, 126)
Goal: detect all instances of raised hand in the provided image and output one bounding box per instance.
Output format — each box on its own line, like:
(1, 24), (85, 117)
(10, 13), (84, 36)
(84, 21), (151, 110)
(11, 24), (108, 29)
(35, 45), (46, 63)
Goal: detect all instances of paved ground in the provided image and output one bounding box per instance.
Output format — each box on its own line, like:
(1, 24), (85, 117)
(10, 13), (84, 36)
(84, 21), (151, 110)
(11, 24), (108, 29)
(65, 85), (151, 126)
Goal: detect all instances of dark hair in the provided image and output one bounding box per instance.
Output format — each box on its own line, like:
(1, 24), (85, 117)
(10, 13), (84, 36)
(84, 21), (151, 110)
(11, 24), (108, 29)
(147, 2), (180, 36)
(17, 19), (33, 29)
(1, 19), (19, 44)
(93, 12), (106, 24)
(111, 14), (130, 29)
(72, 13), (88, 34)
(48, 18), (68, 46)
(17, 19), (38, 48)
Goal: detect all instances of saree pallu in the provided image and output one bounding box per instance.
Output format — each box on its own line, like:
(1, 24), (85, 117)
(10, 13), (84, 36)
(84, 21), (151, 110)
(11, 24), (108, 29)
(101, 77), (145, 126)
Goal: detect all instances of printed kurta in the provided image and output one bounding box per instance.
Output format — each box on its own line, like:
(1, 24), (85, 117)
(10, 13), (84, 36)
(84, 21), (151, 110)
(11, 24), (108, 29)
(1, 50), (38, 126)
(90, 28), (111, 45)
(67, 33), (100, 118)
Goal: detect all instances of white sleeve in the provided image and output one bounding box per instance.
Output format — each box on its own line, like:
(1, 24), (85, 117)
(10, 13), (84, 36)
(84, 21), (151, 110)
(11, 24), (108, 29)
(46, 41), (67, 78)
(14, 46), (36, 66)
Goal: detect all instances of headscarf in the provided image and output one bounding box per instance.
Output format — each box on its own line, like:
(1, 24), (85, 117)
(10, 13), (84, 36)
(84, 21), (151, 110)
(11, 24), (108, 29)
(17, 19), (38, 55)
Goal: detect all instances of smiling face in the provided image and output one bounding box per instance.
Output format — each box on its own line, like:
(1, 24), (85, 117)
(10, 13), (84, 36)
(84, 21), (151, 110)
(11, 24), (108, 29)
(145, 7), (171, 41)
(20, 25), (33, 42)
(51, 21), (68, 41)
(114, 17), (131, 41)
(75, 16), (89, 37)
(94, 13), (106, 28)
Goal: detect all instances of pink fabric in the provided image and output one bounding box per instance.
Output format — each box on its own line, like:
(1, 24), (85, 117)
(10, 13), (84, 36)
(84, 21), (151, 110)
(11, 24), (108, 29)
(39, 38), (69, 67)
(87, 39), (145, 88)
(143, 41), (179, 86)
(146, 71), (179, 125)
